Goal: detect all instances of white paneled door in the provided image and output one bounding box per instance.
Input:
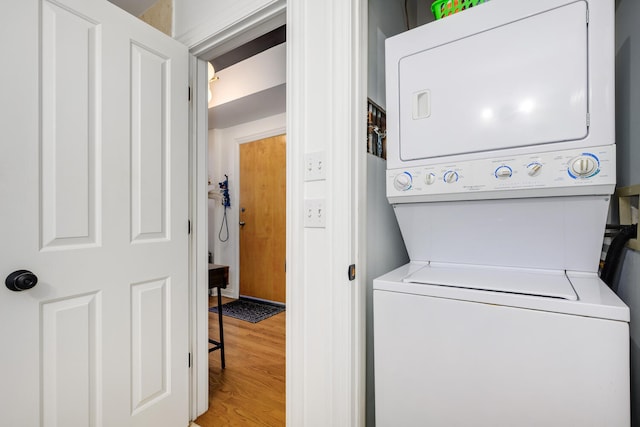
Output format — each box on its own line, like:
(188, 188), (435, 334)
(0, 1), (189, 426)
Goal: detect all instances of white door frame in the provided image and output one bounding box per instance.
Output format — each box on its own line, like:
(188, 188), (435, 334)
(186, 5), (288, 416)
(285, 1), (367, 424)
(188, 56), (211, 418)
(187, 0), (367, 423)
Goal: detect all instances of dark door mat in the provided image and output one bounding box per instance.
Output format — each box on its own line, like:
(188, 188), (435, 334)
(209, 298), (285, 323)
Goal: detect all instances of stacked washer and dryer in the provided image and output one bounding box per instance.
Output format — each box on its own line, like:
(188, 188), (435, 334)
(373, 0), (630, 426)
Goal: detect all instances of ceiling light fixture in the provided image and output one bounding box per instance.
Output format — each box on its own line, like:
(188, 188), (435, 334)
(207, 62), (219, 103)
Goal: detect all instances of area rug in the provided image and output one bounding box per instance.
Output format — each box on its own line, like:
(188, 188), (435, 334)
(209, 298), (285, 323)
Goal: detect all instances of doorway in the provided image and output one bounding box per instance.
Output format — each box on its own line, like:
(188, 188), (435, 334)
(202, 30), (287, 423)
(239, 135), (286, 303)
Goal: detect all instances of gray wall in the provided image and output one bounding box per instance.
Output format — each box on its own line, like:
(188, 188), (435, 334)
(367, 0), (434, 109)
(614, 0), (640, 425)
(368, 0), (407, 109)
(366, 2), (411, 425)
(365, 155), (409, 427)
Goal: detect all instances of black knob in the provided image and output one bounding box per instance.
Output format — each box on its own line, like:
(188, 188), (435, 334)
(5, 270), (38, 292)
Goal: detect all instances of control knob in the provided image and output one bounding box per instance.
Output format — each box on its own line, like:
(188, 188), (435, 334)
(425, 173), (436, 185)
(494, 166), (512, 179)
(443, 170), (459, 184)
(394, 172), (413, 191)
(569, 154), (598, 178)
(527, 162), (543, 177)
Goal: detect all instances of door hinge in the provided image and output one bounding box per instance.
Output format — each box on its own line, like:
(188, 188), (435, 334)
(188, 86), (192, 101)
(188, 220), (191, 234)
(188, 352), (192, 368)
(348, 264), (356, 281)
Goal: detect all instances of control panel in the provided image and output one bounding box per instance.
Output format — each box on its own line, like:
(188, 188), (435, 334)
(387, 145), (615, 201)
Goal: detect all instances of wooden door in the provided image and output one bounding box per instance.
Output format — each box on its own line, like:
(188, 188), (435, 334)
(239, 135), (286, 303)
(0, 1), (189, 425)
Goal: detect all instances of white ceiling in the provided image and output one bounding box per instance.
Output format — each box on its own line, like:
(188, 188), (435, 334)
(208, 84), (286, 130)
(107, 0), (157, 17)
(208, 44), (286, 129)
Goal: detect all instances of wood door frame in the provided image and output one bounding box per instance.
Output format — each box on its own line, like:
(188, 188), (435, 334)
(188, 0), (367, 424)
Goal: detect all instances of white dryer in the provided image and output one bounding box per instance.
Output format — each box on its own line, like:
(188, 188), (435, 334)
(374, 0), (630, 425)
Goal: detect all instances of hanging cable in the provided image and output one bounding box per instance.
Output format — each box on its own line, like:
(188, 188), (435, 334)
(218, 207), (229, 242)
(404, 0), (410, 30)
(600, 223), (637, 291)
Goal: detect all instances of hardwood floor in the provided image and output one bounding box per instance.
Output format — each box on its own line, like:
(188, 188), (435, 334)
(195, 296), (286, 427)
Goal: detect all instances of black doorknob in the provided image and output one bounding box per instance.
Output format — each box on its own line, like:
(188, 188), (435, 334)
(5, 270), (38, 292)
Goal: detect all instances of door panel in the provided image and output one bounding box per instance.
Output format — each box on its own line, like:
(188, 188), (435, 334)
(41, 293), (100, 426)
(131, 42), (170, 241)
(239, 135), (286, 303)
(0, 1), (189, 426)
(41, 0), (101, 249)
(130, 278), (170, 413)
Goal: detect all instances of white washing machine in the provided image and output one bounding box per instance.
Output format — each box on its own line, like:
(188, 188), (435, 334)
(374, 0), (630, 425)
(374, 263), (630, 426)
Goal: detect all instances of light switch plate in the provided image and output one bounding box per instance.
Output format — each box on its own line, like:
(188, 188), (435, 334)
(304, 151), (326, 181)
(303, 199), (326, 228)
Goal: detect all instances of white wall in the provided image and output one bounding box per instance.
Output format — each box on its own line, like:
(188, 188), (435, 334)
(210, 43), (286, 108)
(613, 1), (640, 425)
(208, 113), (286, 298)
(208, 43), (286, 130)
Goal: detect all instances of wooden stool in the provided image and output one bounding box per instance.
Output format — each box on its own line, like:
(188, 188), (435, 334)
(208, 264), (228, 368)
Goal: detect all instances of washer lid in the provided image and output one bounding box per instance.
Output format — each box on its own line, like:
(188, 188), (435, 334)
(402, 263), (577, 300)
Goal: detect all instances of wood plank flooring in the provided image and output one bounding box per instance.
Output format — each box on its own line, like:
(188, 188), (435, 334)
(195, 296), (286, 427)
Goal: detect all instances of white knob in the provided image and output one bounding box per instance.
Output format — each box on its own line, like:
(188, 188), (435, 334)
(495, 166), (512, 179)
(425, 173), (436, 185)
(570, 155), (597, 177)
(394, 172), (412, 191)
(443, 171), (459, 183)
(527, 162), (542, 177)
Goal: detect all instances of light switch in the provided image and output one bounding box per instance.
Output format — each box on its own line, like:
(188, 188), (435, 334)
(303, 199), (326, 228)
(304, 151), (326, 181)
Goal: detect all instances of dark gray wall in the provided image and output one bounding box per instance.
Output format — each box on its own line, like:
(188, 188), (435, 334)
(614, 0), (640, 425)
(367, 0), (434, 109)
(366, 2), (415, 425)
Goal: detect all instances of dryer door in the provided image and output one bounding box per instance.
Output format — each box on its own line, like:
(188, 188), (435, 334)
(398, 1), (588, 161)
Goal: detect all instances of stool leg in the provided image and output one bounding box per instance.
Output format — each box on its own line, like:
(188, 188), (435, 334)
(217, 289), (226, 369)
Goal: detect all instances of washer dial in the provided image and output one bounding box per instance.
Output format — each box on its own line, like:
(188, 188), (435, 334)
(443, 170), (459, 184)
(494, 166), (513, 179)
(425, 173), (436, 185)
(527, 162), (543, 177)
(394, 172), (413, 191)
(568, 153), (599, 179)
